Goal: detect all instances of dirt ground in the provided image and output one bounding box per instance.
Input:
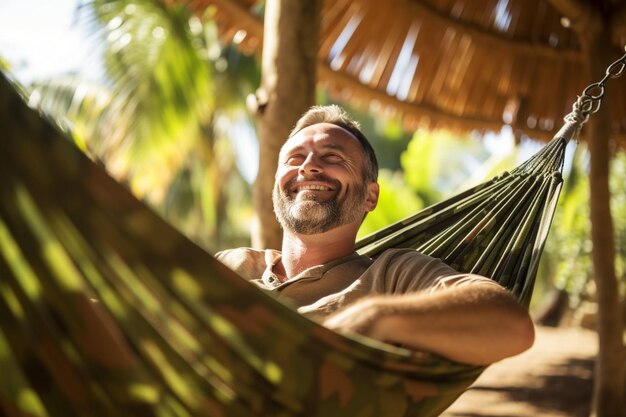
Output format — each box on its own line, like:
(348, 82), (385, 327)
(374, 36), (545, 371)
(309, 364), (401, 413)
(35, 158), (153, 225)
(443, 326), (598, 417)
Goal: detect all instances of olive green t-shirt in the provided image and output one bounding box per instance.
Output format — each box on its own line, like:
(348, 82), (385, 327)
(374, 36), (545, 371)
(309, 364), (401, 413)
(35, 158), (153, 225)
(215, 247), (496, 319)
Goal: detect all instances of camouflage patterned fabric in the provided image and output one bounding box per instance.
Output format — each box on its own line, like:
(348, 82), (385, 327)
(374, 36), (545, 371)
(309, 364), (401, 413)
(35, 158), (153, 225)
(0, 71), (570, 417)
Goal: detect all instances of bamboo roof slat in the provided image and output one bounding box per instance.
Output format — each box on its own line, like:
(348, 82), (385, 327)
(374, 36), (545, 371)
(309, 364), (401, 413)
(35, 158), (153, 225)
(529, 1), (549, 43)
(547, 60), (570, 126)
(427, 27), (459, 104)
(459, 45), (495, 118)
(208, 0), (263, 38)
(496, 57), (515, 97)
(348, 44), (376, 80)
(326, 2), (379, 75)
(480, 71), (502, 123)
(446, 34), (476, 115)
(373, 15), (414, 94)
(318, 0), (359, 61)
(362, 13), (407, 89)
(395, 25), (423, 102)
(483, 0), (501, 30)
(503, 58), (529, 127)
(507, 2), (523, 36)
(517, 55), (540, 107)
(407, 18), (441, 105)
(319, 0), (352, 36)
(405, 56), (423, 105)
(532, 64), (555, 129)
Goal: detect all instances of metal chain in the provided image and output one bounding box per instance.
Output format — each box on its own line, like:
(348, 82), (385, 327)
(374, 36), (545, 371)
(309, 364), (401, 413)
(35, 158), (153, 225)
(565, 47), (626, 125)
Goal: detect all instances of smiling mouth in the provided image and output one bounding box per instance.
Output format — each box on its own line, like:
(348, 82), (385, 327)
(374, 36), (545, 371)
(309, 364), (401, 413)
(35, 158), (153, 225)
(297, 184), (332, 192)
(285, 175), (340, 196)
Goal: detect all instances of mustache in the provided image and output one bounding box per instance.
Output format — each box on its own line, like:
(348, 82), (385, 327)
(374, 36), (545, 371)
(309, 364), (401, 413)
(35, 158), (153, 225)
(283, 174), (342, 193)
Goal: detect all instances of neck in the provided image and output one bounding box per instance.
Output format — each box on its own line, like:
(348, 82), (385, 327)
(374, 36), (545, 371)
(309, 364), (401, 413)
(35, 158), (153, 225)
(276, 224), (359, 280)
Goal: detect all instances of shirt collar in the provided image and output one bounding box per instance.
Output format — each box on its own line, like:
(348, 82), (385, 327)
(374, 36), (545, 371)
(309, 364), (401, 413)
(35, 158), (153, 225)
(261, 250), (364, 289)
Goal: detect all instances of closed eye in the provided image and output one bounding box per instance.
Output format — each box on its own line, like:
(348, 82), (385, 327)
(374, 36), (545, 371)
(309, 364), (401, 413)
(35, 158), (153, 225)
(286, 154), (305, 165)
(323, 153), (343, 163)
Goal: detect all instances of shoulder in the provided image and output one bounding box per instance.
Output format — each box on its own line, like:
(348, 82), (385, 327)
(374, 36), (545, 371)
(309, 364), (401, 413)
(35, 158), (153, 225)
(372, 248), (457, 278)
(370, 248), (495, 292)
(215, 248), (279, 281)
(372, 248), (444, 269)
(215, 247), (265, 264)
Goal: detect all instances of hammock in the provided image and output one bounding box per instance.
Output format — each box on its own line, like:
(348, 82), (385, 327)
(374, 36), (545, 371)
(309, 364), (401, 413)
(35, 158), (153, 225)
(0, 69), (578, 417)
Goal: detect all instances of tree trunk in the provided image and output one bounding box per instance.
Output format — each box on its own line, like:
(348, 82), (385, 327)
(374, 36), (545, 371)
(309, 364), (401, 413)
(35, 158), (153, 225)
(547, 1), (625, 413)
(585, 34), (625, 417)
(252, 0), (322, 249)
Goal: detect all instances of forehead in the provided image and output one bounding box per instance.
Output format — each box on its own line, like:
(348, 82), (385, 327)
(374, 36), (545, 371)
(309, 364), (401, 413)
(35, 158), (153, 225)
(281, 123), (362, 155)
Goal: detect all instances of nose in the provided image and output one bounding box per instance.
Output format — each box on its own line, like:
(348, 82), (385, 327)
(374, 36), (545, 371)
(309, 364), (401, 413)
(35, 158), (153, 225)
(298, 153), (323, 175)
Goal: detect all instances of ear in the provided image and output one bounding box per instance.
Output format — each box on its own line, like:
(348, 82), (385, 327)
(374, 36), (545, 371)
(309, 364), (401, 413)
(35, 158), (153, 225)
(364, 182), (379, 212)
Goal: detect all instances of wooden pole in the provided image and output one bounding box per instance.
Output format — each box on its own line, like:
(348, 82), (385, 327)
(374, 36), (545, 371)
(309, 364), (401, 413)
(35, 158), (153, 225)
(252, 0), (322, 249)
(586, 35), (625, 416)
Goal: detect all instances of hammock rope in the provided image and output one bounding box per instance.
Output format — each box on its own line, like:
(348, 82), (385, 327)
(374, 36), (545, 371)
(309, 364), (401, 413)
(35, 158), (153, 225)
(1, 49), (624, 416)
(354, 132), (570, 307)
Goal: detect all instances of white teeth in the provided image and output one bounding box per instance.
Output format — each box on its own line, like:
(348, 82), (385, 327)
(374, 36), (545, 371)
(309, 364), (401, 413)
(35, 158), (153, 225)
(298, 184), (330, 191)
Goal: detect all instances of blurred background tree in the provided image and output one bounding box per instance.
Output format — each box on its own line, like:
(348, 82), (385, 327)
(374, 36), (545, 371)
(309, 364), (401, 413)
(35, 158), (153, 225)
(21, 0), (259, 251)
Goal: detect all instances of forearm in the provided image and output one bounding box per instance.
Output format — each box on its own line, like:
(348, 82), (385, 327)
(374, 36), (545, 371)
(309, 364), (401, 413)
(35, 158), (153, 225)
(324, 284), (535, 365)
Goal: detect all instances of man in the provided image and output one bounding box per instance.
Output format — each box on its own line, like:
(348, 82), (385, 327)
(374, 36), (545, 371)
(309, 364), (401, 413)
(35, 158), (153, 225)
(217, 105), (534, 366)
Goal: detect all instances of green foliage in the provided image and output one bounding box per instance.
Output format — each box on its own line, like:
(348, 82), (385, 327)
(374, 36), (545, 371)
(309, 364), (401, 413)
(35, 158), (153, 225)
(540, 143), (626, 308)
(400, 129), (511, 206)
(610, 151), (626, 284)
(25, 0), (258, 249)
(541, 144), (592, 305)
(358, 169), (424, 238)
(403, 131), (475, 205)
(0, 56), (10, 72)
(86, 0), (215, 195)
(163, 144), (252, 251)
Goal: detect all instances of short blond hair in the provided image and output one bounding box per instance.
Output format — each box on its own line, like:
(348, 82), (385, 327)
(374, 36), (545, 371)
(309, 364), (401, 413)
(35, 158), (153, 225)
(289, 105), (378, 182)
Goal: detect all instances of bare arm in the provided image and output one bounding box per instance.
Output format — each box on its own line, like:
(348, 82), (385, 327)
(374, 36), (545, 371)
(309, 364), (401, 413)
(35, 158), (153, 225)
(322, 283), (535, 366)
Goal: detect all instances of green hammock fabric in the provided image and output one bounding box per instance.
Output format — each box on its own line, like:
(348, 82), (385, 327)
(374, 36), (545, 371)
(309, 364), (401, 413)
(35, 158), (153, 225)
(0, 71), (569, 417)
(356, 133), (567, 309)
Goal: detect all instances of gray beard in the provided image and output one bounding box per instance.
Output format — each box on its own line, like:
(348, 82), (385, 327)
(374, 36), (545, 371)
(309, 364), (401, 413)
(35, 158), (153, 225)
(272, 176), (367, 235)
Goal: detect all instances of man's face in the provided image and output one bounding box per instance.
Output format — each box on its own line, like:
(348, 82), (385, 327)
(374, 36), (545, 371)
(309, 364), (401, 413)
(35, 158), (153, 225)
(272, 123), (378, 235)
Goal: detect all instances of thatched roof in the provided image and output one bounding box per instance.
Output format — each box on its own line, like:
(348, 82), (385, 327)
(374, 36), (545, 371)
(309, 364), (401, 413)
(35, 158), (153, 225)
(184, 0), (626, 143)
